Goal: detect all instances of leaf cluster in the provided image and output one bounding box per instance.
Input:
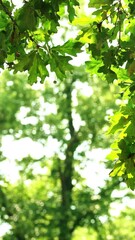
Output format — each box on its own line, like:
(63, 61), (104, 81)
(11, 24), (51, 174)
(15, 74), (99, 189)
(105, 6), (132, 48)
(0, 0), (82, 83)
(74, 0), (135, 190)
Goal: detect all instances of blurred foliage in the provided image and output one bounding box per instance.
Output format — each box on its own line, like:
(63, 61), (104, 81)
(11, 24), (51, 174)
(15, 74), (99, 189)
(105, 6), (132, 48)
(0, 68), (124, 240)
(105, 207), (135, 240)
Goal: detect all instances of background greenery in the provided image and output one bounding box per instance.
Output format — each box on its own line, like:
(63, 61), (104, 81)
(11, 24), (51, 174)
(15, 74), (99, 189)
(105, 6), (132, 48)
(0, 0), (135, 239)
(0, 69), (134, 239)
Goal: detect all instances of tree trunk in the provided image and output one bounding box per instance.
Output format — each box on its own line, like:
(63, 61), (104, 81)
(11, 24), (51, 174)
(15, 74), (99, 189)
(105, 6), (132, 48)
(58, 81), (79, 240)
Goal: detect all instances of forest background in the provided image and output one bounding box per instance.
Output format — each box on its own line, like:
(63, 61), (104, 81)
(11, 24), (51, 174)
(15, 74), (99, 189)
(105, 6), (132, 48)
(0, 0), (135, 239)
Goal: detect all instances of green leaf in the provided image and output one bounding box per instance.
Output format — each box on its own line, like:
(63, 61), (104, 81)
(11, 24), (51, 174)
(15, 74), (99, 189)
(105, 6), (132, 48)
(98, 67), (116, 82)
(98, 66), (108, 74)
(15, 2), (37, 32)
(14, 52), (36, 73)
(108, 114), (128, 134)
(126, 178), (135, 190)
(89, 0), (112, 8)
(49, 53), (73, 79)
(109, 161), (123, 177)
(86, 58), (103, 74)
(0, 11), (9, 30)
(28, 54), (38, 84)
(52, 40), (83, 57)
(107, 150), (119, 161)
(6, 53), (15, 63)
(37, 55), (49, 83)
(117, 163), (126, 177)
(67, 0), (79, 22)
(106, 70), (117, 83)
(0, 50), (6, 66)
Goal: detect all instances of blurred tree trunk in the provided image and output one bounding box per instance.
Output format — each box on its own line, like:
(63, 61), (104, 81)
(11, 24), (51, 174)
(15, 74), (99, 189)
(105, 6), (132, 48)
(58, 80), (78, 240)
